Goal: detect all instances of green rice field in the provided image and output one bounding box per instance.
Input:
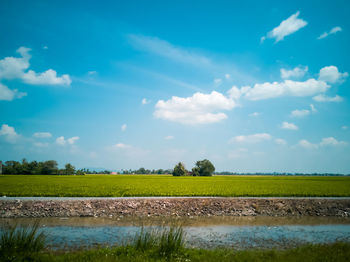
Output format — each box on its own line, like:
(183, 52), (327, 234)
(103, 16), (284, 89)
(0, 175), (350, 197)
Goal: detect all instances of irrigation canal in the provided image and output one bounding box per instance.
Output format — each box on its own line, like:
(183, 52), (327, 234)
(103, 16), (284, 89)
(1, 216), (350, 250)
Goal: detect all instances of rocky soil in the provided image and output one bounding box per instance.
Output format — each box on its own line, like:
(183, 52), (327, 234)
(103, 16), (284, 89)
(1, 198), (349, 218)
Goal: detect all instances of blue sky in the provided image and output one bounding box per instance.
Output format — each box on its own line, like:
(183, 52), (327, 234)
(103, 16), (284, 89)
(1, 0), (350, 173)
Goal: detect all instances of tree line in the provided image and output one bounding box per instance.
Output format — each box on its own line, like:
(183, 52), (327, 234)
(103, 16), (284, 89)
(80, 168), (111, 174)
(1, 159), (83, 175)
(80, 168), (173, 175)
(215, 171), (349, 176)
(0, 160), (174, 175)
(3, 159), (345, 176)
(122, 168), (173, 175)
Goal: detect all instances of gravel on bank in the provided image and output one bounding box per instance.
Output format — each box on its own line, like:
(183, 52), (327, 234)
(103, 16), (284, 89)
(1, 198), (349, 218)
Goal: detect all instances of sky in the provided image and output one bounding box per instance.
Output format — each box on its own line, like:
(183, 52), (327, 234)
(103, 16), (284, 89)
(0, 0), (350, 173)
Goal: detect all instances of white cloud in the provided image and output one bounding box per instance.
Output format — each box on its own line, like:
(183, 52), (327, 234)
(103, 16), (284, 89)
(33, 132), (52, 138)
(236, 66), (346, 101)
(164, 135), (174, 140)
(214, 78), (222, 86)
(298, 137), (347, 149)
(56, 136), (79, 146)
(291, 109), (310, 118)
(262, 11), (307, 43)
(249, 112), (261, 117)
(0, 47), (31, 80)
(281, 121), (298, 130)
(121, 124), (127, 131)
(225, 74), (231, 79)
(330, 26), (342, 34)
(312, 94), (343, 102)
(280, 66), (308, 79)
(127, 34), (211, 67)
(114, 143), (132, 149)
(320, 137), (347, 146)
(154, 91), (236, 125)
(229, 133), (272, 144)
(275, 138), (287, 145)
(0, 47), (71, 87)
(228, 85), (246, 100)
(243, 78), (329, 101)
(318, 66), (348, 84)
(126, 34), (260, 86)
(0, 83), (26, 101)
(110, 143), (150, 158)
(290, 104), (317, 118)
(88, 71), (97, 75)
(318, 32), (328, 40)
(298, 139), (318, 149)
(142, 98), (150, 105)
(67, 136), (79, 145)
(0, 124), (19, 143)
(56, 136), (66, 145)
(33, 142), (49, 147)
(342, 126), (348, 130)
(22, 69), (71, 86)
(310, 104), (317, 113)
(317, 26), (342, 40)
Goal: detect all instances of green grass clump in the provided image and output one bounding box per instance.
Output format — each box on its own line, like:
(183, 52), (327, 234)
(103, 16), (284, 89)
(1, 175), (350, 197)
(134, 226), (185, 258)
(0, 222), (46, 261)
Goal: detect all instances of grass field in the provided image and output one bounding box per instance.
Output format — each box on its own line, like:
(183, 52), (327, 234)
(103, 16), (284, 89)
(36, 242), (350, 262)
(0, 174), (350, 197)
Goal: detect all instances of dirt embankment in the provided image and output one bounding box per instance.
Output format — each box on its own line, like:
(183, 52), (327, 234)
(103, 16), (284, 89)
(1, 198), (349, 218)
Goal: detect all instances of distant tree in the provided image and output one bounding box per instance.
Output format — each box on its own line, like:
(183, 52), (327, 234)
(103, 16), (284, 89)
(194, 159), (215, 176)
(64, 163), (75, 175)
(41, 160), (58, 175)
(75, 169), (85, 175)
(21, 158), (31, 174)
(191, 167), (200, 176)
(137, 167), (146, 174)
(3, 161), (21, 174)
(29, 161), (40, 174)
(172, 162), (187, 176)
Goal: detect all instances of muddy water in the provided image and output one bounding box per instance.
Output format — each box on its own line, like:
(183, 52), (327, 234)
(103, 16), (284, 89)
(1, 216), (350, 250)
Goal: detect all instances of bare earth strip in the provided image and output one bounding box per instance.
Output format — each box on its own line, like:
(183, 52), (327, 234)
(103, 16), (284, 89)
(1, 197), (349, 218)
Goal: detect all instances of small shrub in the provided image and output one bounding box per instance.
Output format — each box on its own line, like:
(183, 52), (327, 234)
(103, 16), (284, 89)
(159, 226), (185, 257)
(134, 227), (158, 252)
(0, 221), (46, 261)
(133, 226), (185, 259)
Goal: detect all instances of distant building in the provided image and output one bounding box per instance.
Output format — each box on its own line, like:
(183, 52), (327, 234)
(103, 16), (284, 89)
(110, 172), (117, 175)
